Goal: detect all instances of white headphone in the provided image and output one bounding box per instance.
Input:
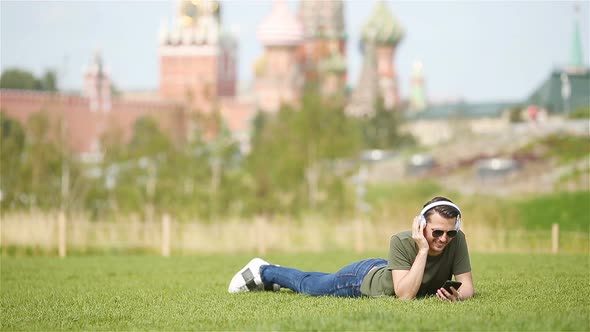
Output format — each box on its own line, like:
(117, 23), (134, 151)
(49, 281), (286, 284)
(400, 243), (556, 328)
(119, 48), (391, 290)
(419, 201), (462, 230)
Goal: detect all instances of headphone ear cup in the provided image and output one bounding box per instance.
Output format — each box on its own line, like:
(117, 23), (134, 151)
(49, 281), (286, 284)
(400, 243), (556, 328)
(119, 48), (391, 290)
(420, 215), (426, 228)
(456, 217), (461, 230)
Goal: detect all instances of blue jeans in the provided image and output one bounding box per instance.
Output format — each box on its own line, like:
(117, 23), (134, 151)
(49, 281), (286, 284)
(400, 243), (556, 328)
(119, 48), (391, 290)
(260, 258), (387, 297)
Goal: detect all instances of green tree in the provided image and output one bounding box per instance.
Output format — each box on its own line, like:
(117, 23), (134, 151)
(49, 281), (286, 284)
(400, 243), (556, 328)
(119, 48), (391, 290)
(2, 112), (86, 212)
(184, 109), (245, 220)
(245, 89), (362, 216)
(53, 115), (89, 212)
(360, 97), (415, 149)
(20, 112), (63, 209)
(40, 70), (58, 92)
(296, 91), (361, 215)
(0, 68), (59, 92)
(0, 113), (27, 209)
(161, 132), (212, 220)
(0, 68), (41, 90)
(111, 116), (174, 219)
(568, 106), (590, 119)
(88, 111), (246, 221)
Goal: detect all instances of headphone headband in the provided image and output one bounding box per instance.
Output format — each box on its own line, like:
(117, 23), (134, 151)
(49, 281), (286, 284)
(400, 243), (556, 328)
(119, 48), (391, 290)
(420, 201), (462, 217)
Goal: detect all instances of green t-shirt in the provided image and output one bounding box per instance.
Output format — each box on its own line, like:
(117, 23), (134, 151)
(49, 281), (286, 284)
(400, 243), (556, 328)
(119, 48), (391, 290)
(360, 230), (471, 297)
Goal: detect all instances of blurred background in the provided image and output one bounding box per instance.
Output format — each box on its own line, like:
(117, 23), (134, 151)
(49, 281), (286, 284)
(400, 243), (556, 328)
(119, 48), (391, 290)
(1, 0), (589, 256)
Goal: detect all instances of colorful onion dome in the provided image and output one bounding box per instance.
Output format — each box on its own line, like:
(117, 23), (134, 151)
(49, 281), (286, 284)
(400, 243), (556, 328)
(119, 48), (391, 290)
(257, 0), (303, 47)
(361, 1), (404, 46)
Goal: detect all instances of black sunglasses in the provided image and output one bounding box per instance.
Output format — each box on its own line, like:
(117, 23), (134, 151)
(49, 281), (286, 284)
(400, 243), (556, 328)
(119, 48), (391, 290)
(431, 229), (458, 238)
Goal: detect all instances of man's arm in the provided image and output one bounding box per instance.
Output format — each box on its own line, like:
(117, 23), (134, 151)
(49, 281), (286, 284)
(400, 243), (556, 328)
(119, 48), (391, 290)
(391, 216), (430, 299)
(391, 249), (428, 299)
(455, 272), (474, 300)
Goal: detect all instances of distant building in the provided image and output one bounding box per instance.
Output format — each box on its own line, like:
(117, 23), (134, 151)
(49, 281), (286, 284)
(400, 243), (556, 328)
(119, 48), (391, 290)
(158, 0), (238, 112)
(1, 0), (254, 158)
(347, 1), (404, 116)
(253, 0), (348, 113)
(403, 4), (589, 146)
(84, 51), (112, 113)
(526, 70), (589, 115)
(4, 1), (584, 156)
(403, 101), (515, 146)
(0, 58), (180, 161)
(409, 60), (427, 112)
(524, 4), (589, 115)
(298, 0), (347, 97)
(254, 1), (304, 113)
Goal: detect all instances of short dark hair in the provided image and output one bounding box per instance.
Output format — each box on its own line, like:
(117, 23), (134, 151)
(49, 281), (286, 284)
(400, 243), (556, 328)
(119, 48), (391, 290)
(422, 196), (461, 221)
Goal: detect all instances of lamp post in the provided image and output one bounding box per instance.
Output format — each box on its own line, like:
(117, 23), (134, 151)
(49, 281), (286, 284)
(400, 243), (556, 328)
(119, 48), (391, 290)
(560, 72), (571, 114)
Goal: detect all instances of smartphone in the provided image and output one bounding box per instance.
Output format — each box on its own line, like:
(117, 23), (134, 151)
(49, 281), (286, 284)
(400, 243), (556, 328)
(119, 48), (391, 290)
(442, 280), (462, 293)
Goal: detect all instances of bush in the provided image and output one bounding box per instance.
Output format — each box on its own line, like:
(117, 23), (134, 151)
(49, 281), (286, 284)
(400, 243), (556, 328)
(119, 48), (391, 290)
(568, 106), (590, 119)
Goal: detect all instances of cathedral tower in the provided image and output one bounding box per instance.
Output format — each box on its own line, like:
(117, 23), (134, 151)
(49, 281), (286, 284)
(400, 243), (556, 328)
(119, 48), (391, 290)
(254, 1), (304, 112)
(567, 3), (586, 74)
(347, 1), (404, 116)
(298, 0), (347, 94)
(409, 60), (427, 112)
(159, 0), (237, 112)
(84, 51), (112, 113)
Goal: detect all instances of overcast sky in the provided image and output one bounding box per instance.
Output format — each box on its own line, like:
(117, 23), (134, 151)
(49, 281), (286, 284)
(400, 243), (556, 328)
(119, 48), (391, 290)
(1, 0), (588, 102)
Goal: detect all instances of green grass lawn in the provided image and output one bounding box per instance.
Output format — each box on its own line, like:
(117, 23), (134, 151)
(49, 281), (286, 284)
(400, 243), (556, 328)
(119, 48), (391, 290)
(1, 252), (589, 331)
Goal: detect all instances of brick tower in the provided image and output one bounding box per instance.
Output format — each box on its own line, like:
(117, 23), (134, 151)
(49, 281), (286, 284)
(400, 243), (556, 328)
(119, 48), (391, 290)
(347, 1), (404, 116)
(254, 1), (304, 113)
(84, 51), (112, 113)
(158, 0), (237, 112)
(297, 0), (347, 96)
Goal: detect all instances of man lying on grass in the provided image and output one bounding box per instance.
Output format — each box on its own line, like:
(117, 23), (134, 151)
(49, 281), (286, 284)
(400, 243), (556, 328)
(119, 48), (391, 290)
(228, 196), (475, 301)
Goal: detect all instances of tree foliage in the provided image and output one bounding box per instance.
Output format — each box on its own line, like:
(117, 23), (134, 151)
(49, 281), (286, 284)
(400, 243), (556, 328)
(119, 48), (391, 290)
(0, 68), (58, 91)
(359, 97), (415, 149)
(245, 88), (362, 216)
(0, 113), (27, 209)
(0, 112), (62, 209)
(0, 89), (413, 220)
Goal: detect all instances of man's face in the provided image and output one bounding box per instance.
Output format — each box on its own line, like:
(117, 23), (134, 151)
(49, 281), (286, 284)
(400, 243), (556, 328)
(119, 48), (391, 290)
(424, 212), (457, 256)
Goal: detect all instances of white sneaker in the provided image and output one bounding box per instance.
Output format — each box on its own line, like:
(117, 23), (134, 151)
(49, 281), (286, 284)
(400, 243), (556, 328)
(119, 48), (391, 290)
(228, 257), (270, 293)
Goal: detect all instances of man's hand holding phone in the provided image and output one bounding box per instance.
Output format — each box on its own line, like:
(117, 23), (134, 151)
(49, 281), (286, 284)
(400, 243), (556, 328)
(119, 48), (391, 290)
(437, 280), (462, 302)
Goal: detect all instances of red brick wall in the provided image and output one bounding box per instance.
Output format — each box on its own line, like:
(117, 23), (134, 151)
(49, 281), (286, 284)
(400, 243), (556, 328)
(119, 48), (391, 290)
(0, 90), (182, 154)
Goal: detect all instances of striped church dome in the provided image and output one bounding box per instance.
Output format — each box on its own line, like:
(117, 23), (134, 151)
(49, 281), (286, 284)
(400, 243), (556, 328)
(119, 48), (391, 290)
(361, 1), (404, 46)
(257, 1), (303, 47)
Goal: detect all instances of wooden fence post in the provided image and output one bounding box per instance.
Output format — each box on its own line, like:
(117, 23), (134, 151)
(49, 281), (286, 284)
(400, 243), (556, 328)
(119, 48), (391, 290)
(552, 223), (559, 254)
(161, 214), (171, 257)
(58, 211), (66, 258)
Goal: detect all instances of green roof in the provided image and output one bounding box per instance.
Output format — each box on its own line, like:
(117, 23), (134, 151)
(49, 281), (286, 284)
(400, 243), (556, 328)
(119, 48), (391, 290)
(526, 70), (590, 113)
(361, 1), (404, 46)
